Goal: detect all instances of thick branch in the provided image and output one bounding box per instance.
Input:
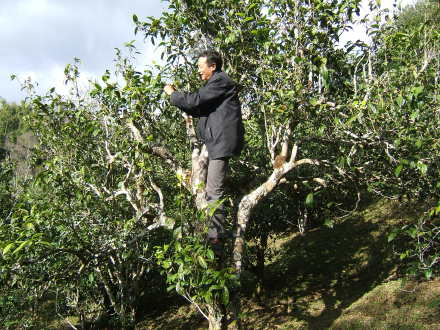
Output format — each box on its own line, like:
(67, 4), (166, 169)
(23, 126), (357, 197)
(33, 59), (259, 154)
(182, 113), (199, 147)
(233, 143), (319, 274)
(191, 144), (209, 210)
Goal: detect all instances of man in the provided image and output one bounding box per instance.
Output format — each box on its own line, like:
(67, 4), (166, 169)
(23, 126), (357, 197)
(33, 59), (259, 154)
(164, 50), (244, 251)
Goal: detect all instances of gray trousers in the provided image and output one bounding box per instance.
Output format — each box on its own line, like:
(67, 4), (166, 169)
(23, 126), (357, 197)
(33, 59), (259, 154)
(206, 157), (229, 239)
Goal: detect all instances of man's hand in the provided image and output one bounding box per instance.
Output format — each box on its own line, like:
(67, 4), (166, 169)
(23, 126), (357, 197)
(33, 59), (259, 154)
(164, 84), (176, 96)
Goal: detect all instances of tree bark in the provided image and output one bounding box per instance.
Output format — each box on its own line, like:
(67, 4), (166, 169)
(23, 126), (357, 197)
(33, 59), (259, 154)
(207, 304), (227, 330)
(230, 142), (318, 326)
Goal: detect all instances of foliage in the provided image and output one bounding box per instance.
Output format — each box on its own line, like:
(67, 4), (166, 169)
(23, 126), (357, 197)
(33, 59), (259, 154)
(0, 99), (26, 147)
(156, 228), (237, 319)
(361, 0), (440, 277)
(1, 57), (180, 327)
(0, 160), (14, 217)
(1, 0), (439, 328)
(389, 201), (440, 280)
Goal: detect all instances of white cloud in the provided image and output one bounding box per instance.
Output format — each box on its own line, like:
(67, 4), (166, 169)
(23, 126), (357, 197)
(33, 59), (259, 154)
(0, 0), (166, 102)
(0, 0), (420, 103)
(16, 0), (51, 16)
(17, 71), (39, 83)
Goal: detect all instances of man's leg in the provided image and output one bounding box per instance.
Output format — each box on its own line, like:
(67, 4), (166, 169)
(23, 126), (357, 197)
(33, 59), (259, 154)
(206, 157), (229, 240)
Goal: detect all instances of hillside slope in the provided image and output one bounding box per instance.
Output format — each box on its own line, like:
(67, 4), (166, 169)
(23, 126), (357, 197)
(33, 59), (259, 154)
(135, 199), (439, 329)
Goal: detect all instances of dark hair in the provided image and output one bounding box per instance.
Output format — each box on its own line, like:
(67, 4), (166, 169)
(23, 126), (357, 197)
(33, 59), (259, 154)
(198, 50), (222, 71)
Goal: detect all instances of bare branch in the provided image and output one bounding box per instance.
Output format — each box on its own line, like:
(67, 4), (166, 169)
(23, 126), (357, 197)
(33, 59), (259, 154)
(57, 313), (78, 330)
(86, 183), (102, 197)
(127, 120), (143, 142)
(149, 178), (165, 210)
(313, 177), (327, 187)
(269, 125), (283, 162)
(292, 158), (319, 167)
(289, 144), (298, 164)
(127, 119), (189, 185)
(233, 141), (319, 273)
(189, 144), (209, 210)
(182, 292), (209, 320)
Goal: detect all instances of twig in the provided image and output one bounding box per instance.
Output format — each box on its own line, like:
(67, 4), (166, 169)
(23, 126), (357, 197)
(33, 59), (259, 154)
(182, 292), (209, 320)
(57, 313), (78, 330)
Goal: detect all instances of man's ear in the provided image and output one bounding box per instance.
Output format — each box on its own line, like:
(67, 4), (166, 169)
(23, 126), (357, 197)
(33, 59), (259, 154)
(210, 63), (217, 71)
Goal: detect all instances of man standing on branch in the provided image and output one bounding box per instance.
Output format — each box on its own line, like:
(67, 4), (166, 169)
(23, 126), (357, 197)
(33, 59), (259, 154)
(164, 50), (244, 253)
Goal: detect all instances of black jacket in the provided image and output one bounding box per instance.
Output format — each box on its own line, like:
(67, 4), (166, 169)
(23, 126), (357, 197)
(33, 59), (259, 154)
(170, 71), (244, 160)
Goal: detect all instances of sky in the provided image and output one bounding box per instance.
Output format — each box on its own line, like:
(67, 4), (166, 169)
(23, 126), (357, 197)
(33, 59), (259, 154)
(0, 0), (167, 103)
(0, 0), (414, 103)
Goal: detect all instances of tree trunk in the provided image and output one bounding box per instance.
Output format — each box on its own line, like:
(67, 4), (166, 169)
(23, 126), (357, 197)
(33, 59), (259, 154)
(207, 304), (227, 330)
(230, 142), (318, 325)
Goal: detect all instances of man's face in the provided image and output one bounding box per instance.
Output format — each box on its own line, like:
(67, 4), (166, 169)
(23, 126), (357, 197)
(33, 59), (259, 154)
(197, 57), (216, 81)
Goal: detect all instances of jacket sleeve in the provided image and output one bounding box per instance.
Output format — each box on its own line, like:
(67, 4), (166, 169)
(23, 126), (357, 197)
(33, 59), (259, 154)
(170, 74), (230, 117)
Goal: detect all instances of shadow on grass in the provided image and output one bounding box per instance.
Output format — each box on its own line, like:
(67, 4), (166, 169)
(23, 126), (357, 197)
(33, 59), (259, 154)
(134, 293), (207, 330)
(134, 199), (420, 329)
(0, 146), (9, 161)
(245, 200), (401, 329)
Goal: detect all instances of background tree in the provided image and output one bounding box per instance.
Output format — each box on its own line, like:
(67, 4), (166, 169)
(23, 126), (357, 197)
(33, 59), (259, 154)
(1, 58), (179, 327)
(364, 0), (440, 278)
(135, 0), (367, 327)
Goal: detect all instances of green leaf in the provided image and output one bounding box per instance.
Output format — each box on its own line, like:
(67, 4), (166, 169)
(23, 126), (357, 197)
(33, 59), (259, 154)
(305, 193), (314, 207)
(428, 299), (440, 308)
(435, 203), (440, 215)
(12, 240), (30, 255)
(407, 227), (418, 239)
(410, 110), (419, 121)
(133, 14), (138, 23)
(324, 219), (334, 229)
(388, 231), (397, 242)
(394, 165), (403, 177)
(207, 249), (215, 260)
(424, 269), (432, 280)
(197, 255), (207, 269)
(417, 161), (427, 175)
(411, 86), (423, 97)
(222, 287), (230, 305)
(3, 243), (15, 255)
(38, 241), (53, 247)
(346, 113), (358, 126)
(173, 226), (182, 239)
(400, 251), (409, 260)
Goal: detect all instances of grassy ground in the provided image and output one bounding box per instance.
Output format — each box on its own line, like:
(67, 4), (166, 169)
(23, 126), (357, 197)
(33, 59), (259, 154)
(21, 198), (438, 329)
(135, 198), (440, 329)
(332, 278), (440, 329)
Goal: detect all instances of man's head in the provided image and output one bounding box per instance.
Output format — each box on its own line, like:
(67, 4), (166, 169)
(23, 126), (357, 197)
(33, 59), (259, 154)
(197, 50), (222, 81)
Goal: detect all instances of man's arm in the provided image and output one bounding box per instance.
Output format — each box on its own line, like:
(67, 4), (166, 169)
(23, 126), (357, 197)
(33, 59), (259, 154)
(166, 74), (231, 117)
